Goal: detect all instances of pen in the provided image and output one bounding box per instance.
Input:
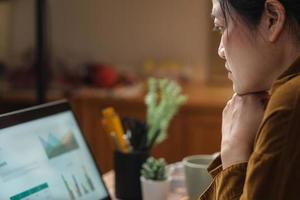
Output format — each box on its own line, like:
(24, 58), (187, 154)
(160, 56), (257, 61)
(147, 129), (160, 151)
(122, 117), (148, 151)
(101, 121), (122, 151)
(102, 107), (130, 153)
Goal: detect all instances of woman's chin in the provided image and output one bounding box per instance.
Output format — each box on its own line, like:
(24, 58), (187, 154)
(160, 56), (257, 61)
(233, 86), (270, 95)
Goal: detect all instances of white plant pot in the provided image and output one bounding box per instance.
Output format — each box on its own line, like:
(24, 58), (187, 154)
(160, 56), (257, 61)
(140, 176), (170, 200)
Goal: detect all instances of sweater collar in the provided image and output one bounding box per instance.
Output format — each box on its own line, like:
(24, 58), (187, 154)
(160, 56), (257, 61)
(271, 57), (300, 94)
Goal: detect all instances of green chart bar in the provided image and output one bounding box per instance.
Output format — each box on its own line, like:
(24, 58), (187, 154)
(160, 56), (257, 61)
(10, 183), (49, 200)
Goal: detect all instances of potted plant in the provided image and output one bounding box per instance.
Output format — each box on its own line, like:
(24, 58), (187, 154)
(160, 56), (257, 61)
(145, 78), (187, 150)
(140, 157), (170, 200)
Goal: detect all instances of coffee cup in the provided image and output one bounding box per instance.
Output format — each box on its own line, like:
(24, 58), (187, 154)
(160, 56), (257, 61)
(182, 154), (215, 200)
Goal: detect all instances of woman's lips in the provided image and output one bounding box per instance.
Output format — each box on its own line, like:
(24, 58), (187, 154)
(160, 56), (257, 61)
(225, 64), (232, 80)
(228, 72), (232, 80)
(225, 63), (231, 72)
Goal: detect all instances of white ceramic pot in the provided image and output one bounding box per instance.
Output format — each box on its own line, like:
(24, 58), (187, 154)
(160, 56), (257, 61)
(140, 176), (170, 200)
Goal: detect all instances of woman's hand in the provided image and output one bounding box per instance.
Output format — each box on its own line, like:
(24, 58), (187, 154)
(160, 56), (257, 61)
(221, 92), (269, 169)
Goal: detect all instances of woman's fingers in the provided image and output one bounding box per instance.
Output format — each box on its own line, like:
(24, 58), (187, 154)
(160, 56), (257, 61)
(221, 92), (268, 169)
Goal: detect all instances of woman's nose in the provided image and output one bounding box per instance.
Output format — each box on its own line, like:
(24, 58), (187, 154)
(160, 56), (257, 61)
(218, 40), (226, 60)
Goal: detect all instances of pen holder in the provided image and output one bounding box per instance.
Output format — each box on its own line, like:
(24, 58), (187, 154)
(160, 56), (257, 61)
(114, 150), (149, 200)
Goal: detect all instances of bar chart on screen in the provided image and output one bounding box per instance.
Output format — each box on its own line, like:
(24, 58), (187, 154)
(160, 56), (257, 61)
(10, 183), (53, 200)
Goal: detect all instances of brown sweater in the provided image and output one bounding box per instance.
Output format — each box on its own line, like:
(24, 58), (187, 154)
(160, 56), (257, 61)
(199, 57), (300, 200)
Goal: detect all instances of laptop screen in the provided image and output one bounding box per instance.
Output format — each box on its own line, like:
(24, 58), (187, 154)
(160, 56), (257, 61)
(0, 101), (110, 200)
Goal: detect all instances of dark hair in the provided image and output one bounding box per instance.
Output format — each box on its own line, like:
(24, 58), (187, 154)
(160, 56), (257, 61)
(219, 0), (300, 41)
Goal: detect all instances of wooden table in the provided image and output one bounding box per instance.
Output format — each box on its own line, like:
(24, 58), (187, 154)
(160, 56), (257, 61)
(103, 171), (189, 200)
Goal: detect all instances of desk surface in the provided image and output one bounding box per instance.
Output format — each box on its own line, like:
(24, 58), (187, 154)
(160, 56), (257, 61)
(103, 171), (189, 200)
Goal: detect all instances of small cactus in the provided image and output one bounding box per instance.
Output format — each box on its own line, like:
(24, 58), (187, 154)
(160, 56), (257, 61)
(141, 157), (167, 181)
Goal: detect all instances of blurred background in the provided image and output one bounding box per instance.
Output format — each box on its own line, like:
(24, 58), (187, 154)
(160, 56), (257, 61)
(0, 0), (232, 172)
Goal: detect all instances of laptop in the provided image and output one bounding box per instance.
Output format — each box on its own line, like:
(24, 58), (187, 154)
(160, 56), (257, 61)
(0, 100), (111, 200)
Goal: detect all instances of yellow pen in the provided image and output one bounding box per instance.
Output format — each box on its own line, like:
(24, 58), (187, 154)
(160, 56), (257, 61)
(102, 107), (130, 153)
(101, 119), (121, 150)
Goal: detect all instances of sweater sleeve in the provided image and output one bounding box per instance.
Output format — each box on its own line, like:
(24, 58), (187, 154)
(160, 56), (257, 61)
(199, 158), (247, 200)
(199, 85), (300, 200)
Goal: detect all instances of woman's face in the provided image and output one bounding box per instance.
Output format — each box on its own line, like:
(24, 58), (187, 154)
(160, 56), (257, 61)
(212, 0), (276, 94)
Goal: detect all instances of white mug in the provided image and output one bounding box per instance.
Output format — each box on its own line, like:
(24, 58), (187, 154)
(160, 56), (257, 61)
(182, 154), (216, 200)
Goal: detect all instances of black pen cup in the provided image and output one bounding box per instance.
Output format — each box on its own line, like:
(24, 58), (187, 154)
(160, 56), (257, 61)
(114, 150), (149, 200)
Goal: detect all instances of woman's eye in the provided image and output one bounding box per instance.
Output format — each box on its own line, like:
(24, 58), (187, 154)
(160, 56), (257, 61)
(213, 25), (225, 34)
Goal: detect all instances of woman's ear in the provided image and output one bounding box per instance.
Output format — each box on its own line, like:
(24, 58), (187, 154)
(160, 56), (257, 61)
(263, 0), (286, 42)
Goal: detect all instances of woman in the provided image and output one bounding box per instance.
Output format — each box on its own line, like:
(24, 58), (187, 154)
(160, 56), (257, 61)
(200, 0), (300, 199)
